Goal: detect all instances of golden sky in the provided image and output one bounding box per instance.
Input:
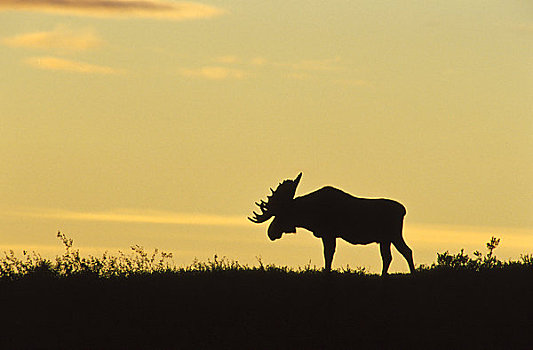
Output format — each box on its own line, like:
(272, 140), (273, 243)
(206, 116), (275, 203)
(1, 1), (532, 272)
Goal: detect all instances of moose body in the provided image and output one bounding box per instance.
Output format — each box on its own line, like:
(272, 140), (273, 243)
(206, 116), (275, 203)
(250, 174), (415, 275)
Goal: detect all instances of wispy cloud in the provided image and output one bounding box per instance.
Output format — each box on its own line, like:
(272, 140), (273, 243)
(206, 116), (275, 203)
(213, 55), (240, 64)
(213, 56), (342, 71)
(250, 56), (267, 66)
(180, 66), (246, 80)
(3, 26), (102, 51)
(189, 55), (367, 84)
(289, 57), (342, 71)
(209, 55), (346, 79)
(4, 208), (249, 227)
(0, 0), (224, 20)
(25, 56), (122, 74)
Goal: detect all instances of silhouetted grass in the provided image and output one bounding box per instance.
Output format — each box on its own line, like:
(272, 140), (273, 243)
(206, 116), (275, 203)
(1, 233), (531, 349)
(0, 232), (370, 280)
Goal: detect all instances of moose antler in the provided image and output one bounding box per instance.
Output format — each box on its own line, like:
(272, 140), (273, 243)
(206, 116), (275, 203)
(248, 199), (273, 223)
(248, 173), (302, 224)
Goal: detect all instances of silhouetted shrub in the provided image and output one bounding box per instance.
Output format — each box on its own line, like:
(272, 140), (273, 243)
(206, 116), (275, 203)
(0, 232), (176, 280)
(416, 236), (533, 274)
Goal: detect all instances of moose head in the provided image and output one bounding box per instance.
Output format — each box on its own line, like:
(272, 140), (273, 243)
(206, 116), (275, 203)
(248, 172), (302, 241)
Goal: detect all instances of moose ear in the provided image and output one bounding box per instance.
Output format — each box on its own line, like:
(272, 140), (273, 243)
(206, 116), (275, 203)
(294, 172), (302, 186)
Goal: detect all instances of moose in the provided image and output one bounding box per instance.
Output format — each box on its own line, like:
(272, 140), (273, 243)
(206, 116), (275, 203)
(249, 173), (415, 275)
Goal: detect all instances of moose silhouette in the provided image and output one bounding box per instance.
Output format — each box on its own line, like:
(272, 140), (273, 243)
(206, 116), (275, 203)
(249, 173), (415, 275)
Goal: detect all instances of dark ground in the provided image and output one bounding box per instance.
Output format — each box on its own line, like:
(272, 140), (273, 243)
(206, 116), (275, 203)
(1, 270), (532, 349)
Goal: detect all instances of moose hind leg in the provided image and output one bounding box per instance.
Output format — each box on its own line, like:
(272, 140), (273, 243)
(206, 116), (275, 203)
(379, 241), (392, 276)
(393, 237), (415, 274)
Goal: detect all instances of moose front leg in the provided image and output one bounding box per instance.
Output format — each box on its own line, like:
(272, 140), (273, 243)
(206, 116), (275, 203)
(322, 236), (336, 271)
(379, 241), (392, 276)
